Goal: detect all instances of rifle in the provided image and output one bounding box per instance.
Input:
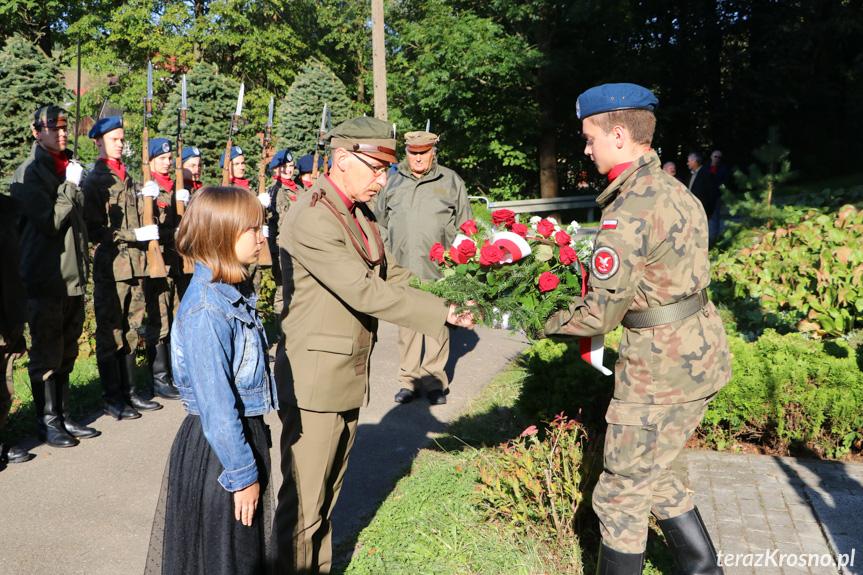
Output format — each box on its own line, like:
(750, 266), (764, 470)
(255, 97), (274, 267)
(72, 40), (82, 161)
(311, 103), (327, 182)
(221, 83), (244, 186)
(175, 74), (194, 274)
(142, 61), (168, 278)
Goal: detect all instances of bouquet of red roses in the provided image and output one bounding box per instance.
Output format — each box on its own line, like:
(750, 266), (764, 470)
(413, 209), (594, 337)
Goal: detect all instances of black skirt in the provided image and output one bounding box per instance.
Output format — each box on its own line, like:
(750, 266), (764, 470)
(144, 414), (275, 575)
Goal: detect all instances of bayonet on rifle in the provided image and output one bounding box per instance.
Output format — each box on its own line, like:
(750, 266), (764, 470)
(221, 83), (245, 186)
(175, 74), (194, 274)
(142, 60), (168, 278)
(256, 96), (275, 267)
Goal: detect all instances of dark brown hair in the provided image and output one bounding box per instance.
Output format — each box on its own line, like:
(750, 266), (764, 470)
(176, 186), (264, 284)
(590, 109), (656, 145)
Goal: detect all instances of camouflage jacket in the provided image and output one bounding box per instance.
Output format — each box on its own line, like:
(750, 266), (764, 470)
(82, 159), (148, 282)
(545, 150), (731, 404)
(374, 159), (473, 280)
(152, 175), (180, 275)
(267, 179), (300, 256)
(0, 195), (27, 349)
(9, 143), (89, 298)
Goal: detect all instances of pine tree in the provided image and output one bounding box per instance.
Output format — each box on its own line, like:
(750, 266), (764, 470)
(276, 59), (353, 157)
(0, 35), (70, 185)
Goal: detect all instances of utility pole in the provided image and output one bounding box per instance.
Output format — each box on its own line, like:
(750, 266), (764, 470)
(371, 0), (387, 120)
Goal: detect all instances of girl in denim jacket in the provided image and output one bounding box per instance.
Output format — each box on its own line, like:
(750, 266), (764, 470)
(145, 186), (278, 575)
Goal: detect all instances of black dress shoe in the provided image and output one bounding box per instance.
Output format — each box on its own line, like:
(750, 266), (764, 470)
(427, 389), (447, 405)
(394, 388), (415, 404)
(5, 445), (31, 463)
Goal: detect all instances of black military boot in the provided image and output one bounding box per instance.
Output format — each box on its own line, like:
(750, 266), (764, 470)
(1, 442), (31, 463)
(147, 344), (179, 400)
(657, 507), (724, 575)
(98, 355), (141, 420)
(55, 372), (101, 439)
(120, 353), (162, 412)
(595, 543), (645, 575)
(33, 377), (78, 448)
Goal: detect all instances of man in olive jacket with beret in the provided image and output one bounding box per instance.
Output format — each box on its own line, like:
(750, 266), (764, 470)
(274, 116), (475, 574)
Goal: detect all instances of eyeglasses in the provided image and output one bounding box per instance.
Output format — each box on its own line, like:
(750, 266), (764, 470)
(349, 152), (389, 176)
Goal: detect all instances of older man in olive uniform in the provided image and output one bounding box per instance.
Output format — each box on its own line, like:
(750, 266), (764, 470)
(274, 117), (475, 574)
(10, 106), (100, 448)
(544, 84), (731, 575)
(374, 131), (473, 405)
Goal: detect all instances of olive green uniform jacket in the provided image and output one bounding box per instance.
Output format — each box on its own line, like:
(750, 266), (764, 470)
(545, 150), (731, 405)
(276, 176), (449, 413)
(374, 159), (472, 280)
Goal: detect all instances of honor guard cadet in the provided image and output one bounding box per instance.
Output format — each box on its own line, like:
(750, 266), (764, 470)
(220, 145), (249, 189)
(544, 84), (731, 575)
(374, 130), (473, 405)
(295, 154), (322, 192)
(10, 105), (100, 448)
(274, 116), (476, 573)
(180, 146), (204, 193)
(143, 137), (182, 400)
(82, 116), (163, 421)
(267, 149), (298, 338)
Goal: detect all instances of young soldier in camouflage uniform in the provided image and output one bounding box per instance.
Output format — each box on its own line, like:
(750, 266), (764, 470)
(143, 138), (181, 400)
(544, 84), (731, 575)
(175, 146), (203, 299)
(82, 116), (162, 421)
(374, 131), (473, 405)
(267, 149), (298, 336)
(10, 106), (100, 448)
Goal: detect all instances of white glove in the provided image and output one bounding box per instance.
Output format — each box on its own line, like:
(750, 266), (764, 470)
(258, 192), (271, 208)
(262, 226), (270, 238)
(141, 181), (160, 198)
(175, 188), (190, 203)
(65, 161), (84, 186)
(134, 225), (160, 242)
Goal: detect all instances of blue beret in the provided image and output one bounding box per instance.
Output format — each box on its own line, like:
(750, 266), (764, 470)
(181, 146), (201, 163)
(576, 83), (658, 120)
(88, 116), (123, 139)
(269, 150), (294, 169)
(296, 154), (323, 174)
(219, 146), (244, 168)
(148, 138), (172, 159)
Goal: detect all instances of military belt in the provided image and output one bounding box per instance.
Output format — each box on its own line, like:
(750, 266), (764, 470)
(621, 290), (709, 329)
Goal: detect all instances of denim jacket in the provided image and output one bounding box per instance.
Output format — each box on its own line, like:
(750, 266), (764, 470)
(171, 263), (279, 492)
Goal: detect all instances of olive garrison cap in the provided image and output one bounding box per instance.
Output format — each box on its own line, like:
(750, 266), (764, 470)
(181, 146), (201, 163)
(269, 149), (294, 169)
(148, 137), (172, 159)
(32, 106), (68, 130)
(404, 131), (439, 153)
(325, 116), (397, 164)
(89, 116), (124, 139)
(576, 83), (658, 120)
(219, 145), (244, 168)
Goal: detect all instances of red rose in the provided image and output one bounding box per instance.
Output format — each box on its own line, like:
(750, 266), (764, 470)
(558, 245), (577, 265)
(429, 242), (445, 264)
(554, 230), (572, 246)
(460, 219), (479, 236)
(457, 239), (477, 260)
(479, 244), (503, 266)
(491, 209), (516, 228)
(538, 271), (560, 293)
(511, 223), (528, 237)
(536, 219), (555, 237)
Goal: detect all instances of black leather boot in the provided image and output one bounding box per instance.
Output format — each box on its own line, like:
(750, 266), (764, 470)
(98, 355), (141, 420)
(120, 353), (162, 411)
(595, 543), (645, 575)
(657, 507), (724, 575)
(147, 344), (179, 400)
(55, 373), (101, 439)
(33, 377), (78, 448)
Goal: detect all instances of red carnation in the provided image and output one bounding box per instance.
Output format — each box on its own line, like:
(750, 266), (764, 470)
(429, 242), (445, 264)
(554, 230), (572, 246)
(511, 223), (528, 238)
(460, 219), (479, 236)
(479, 244), (504, 266)
(536, 219), (555, 238)
(558, 245), (577, 265)
(538, 272), (560, 293)
(491, 209), (516, 228)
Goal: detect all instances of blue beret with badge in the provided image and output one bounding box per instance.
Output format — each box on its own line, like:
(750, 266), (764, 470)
(296, 154), (323, 174)
(576, 83), (658, 120)
(219, 146), (244, 168)
(88, 116), (124, 139)
(269, 149), (294, 169)
(148, 138), (172, 159)
(181, 146), (201, 163)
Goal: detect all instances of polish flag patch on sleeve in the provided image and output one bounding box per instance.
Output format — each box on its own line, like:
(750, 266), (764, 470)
(602, 219), (618, 230)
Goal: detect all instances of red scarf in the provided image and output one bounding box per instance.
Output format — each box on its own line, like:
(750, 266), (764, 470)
(152, 172), (173, 193)
(45, 148), (69, 178)
(104, 157), (126, 181)
(184, 179), (203, 191)
(230, 177), (250, 189)
(608, 162), (633, 183)
(278, 177), (298, 200)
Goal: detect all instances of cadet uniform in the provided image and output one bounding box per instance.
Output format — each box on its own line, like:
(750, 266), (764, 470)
(545, 84), (730, 575)
(374, 131), (473, 404)
(10, 106), (99, 448)
(176, 145), (203, 298)
(267, 149), (299, 336)
(82, 116), (162, 421)
(221, 145), (250, 189)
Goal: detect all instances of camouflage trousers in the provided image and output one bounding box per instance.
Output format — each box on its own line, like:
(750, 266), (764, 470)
(144, 276), (181, 346)
(26, 296), (85, 384)
(1, 347), (24, 431)
(397, 325), (449, 392)
(94, 278), (146, 362)
(592, 393), (716, 553)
